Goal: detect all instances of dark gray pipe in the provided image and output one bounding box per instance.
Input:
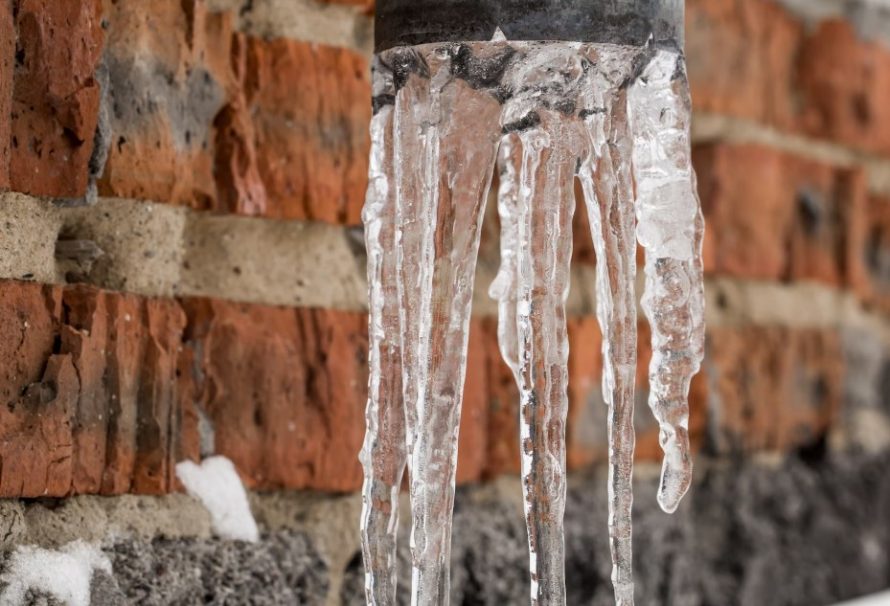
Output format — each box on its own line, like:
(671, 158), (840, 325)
(375, 0), (684, 53)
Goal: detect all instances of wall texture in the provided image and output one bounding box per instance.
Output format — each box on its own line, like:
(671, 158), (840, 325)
(0, 0), (889, 604)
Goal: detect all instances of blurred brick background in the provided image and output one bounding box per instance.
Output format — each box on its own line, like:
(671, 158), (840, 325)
(1, 0), (889, 604)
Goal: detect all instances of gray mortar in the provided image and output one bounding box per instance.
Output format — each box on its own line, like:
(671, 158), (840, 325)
(213, 0), (374, 57)
(7, 494), (212, 550)
(181, 213), (368, 311)
(0, 192), (371, 310)
(58, 198), (188, 297)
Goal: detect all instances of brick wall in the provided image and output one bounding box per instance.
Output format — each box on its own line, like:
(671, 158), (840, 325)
(0, 0), (889, 604)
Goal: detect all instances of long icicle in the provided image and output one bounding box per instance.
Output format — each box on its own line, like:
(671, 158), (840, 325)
(628, 49), (706, 514)
(393, 48), (502, 605)
(512, 114), (579, 605)
(579, 89), (638, 606)
(359, 60), (408, 603)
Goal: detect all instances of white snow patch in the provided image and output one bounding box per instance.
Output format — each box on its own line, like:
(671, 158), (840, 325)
(835, 592), (890, 606)
(0, 541), (111, 606)
(176, 456), (259, 542)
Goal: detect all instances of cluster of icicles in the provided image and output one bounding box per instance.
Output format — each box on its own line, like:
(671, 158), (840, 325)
(359, 35), (705, 606)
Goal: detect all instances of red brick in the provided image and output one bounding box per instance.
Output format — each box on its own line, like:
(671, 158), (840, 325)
(694, 143), (867, 286)
(99, 1), (371, 225)
(686, 0), (802, 130)
(180, 300), (369, 492)
(99, 0), (233, 208)
(480, 318), (521, 478)
(8, 0), (104, 198)
(798, 20), (890, 156)
(0, 281), (188, 498)
(694, 144), (794, 280)
(456, 319), (491, 484)
(0, 0), (12, 189)
(566, 316), (603, 469)
(704, 327), (842, 453)
(244, 38), (370, 225)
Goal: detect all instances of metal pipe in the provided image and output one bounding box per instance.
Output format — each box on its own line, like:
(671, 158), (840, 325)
(375, 0), (684, 52)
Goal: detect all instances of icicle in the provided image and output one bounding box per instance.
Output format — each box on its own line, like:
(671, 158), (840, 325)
(579, 88), (638, 606)
(384, 45), (503, 605)
(512, 118), (577, 605)
(628, 49), (706, 514)
(359, 56), (407, 604)
(492, 43), (639, 605)
(361, 39), (705, 606)
(490, 135), (521, 381)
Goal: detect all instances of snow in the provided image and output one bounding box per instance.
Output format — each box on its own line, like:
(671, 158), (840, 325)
(836, 593), (890, 606)
(0, 541), (111, 606)
(176, 456), (259, 543)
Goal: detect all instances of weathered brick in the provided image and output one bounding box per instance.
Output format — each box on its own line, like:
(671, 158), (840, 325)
(0, 282), (72, 497)
(244, 38), (370, 224)
(100, 0), (371, 224)
(0, 0), (12, 190)
(99, 0), (232, 208)
(8, 0), (104, 198)
(704, 327), (843, 454)
(686, 0), (802, 131)
(798, 19), (890, 156)
(694, 143), (867, 286)
(0, 281), (188, 498)
(180, 299), (369, 492)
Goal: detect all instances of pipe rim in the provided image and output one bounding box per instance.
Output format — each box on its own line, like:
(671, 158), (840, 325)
(375, 0), (684, 53)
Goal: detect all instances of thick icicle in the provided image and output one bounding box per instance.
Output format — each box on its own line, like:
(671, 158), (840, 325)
(359, 59), (407, 603)
(387, 46), (502, 605)
(628, 50), (706, 514)
(579, 88), (639, 606)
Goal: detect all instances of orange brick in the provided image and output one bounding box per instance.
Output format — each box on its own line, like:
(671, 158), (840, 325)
(0, 281), (189, 498)
(245, 38), (370, 225)
(798, 20), (890, 156)
(7, 0), (104, 198)
(686, 0), (802, 130)
(180, 299), (370, 493)
(0, 0), (12, 190)
(99, 0), (234, 208)
(457, 319), (491, 484)
(694, 143), (867, 286)
(704, 327), (842, 453)
(566, 316), (604, 469)
(99, 0), (371, 224)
